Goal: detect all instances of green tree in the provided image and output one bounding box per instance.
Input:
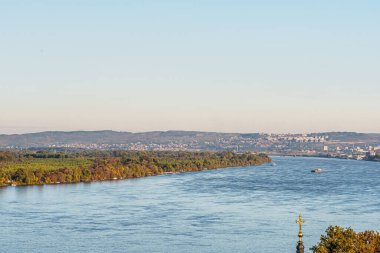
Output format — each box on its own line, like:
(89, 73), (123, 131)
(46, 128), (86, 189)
(312, 226), (380, 253)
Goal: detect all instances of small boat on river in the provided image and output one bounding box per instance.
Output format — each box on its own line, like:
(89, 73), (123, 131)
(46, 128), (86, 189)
(311, 168), (323, 173)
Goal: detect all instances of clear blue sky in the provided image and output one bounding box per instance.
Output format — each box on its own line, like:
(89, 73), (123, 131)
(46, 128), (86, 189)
(1, 0), (379, 134)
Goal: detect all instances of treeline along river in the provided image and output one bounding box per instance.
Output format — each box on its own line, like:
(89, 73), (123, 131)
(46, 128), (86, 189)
(0, 151), (270, 186)
(1, 156), (379, 252)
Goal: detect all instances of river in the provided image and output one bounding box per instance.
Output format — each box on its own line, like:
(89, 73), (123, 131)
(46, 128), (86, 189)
(1, 156), (379, 252)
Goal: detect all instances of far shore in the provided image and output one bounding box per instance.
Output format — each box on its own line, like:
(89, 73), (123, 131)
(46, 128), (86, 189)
(0, 150), (271, 188)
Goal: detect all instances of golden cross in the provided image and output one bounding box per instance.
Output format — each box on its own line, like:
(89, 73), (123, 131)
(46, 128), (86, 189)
(296, 214), (305, 242)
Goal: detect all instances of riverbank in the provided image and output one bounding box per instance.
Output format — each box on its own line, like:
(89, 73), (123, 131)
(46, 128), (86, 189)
(0, 151), (271, 187)
(268, 152), (379, 162)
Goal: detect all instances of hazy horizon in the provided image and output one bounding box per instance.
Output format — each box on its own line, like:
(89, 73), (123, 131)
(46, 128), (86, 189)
(1, 128), (380, 136)
(1, 1), (379, 134)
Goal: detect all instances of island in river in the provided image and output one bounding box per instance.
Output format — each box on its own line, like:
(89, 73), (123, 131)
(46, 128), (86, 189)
(0, 150), (271, 187)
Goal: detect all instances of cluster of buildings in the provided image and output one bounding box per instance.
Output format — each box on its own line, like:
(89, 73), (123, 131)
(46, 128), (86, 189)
(266, 134), (329, 143)
(2, 132), (379, 162)
(321, 145), (380, 161)
(47, 142), (191, 151)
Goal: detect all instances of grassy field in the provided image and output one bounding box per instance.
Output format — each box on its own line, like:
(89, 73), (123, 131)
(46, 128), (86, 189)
(0, 157), (93, 173)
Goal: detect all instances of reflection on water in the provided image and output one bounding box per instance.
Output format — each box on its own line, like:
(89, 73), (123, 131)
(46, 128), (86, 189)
(1, 157), (379, 253)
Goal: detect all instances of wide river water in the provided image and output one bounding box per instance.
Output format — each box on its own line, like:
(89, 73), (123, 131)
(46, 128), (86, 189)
(1, 156), (379, 252)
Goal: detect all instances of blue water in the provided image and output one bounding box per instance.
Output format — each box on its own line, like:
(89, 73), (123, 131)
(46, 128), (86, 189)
(1, 156), (379, 253)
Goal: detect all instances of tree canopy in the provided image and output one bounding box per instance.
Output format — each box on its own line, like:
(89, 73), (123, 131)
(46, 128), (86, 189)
(312, 226), (380, 253)
(0, 150), (271, 186)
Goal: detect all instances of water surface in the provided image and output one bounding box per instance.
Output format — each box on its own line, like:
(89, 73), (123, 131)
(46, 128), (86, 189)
(1, 156), (379, 252)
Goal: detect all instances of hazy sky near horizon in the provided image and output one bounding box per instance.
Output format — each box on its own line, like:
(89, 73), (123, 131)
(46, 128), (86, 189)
(1, 0), (379, 134)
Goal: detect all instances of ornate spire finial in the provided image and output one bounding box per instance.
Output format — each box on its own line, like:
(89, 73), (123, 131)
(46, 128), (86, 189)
(296, 214), (305, 241)
(296, 214), (305, 253)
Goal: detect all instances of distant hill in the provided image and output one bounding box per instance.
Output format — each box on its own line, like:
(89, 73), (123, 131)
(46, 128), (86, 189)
(0, 130), (379, 151)
(0, 130), (237, 148)
(312, 132), (380, 143)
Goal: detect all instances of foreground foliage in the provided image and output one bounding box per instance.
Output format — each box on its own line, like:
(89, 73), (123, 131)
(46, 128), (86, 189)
(312, 226), (380, 253)
(0, 150), (271, 186)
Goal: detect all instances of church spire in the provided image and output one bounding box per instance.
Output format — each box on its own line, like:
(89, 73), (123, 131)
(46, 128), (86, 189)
(296, 214), (305, 253)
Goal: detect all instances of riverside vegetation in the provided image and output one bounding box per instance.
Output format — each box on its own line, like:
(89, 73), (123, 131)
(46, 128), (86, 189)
(312, 226), (380, 253)
(0, 150), (271, 186)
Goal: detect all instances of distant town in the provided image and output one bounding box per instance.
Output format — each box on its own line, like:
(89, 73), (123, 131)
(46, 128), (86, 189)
(0, 131), (379, 162)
